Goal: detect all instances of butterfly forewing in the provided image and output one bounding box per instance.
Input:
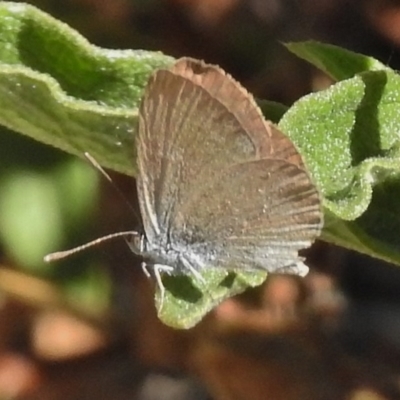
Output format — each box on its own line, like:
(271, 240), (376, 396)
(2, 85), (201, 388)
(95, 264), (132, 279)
(138, 66), (262, 242)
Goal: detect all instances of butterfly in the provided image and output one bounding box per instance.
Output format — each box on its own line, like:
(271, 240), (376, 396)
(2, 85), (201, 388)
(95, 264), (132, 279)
(130, 58), (322, 301)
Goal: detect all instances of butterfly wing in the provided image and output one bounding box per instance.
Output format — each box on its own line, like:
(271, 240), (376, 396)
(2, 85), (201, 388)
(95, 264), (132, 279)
(170, 157), (322, 273)
(137, 57), (322, 269)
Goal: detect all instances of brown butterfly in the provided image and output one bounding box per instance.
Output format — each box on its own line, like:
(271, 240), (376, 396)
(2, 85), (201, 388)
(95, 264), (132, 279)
(132, 58), (322, 298)
(46, 58), (323, 304)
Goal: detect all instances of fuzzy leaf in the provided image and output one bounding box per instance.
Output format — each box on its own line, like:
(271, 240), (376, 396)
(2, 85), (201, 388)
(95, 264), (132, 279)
(285, 41), (388, 81)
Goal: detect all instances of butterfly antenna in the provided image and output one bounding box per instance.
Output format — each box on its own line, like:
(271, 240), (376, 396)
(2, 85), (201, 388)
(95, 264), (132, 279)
(84, 152), (141, 223)
(44, 231), (139, 262)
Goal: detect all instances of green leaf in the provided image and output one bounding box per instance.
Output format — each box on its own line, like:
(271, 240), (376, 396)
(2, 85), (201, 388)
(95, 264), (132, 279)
(285, 41), (388, 81)
(0, 169), (64, 271)
(258, 99), (288, 123)
(280, 69), (400, 265)
(157, 270), (267, 329)
(0, 2), (174, 176)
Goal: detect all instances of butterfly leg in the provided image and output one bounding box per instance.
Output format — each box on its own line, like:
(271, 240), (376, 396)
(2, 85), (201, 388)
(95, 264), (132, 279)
(141, 261), (151, 278)
(153, 265), (165, 310)
(153, 264), (174, 310)
(179, 256), (205, 284)
(180, 256), (216, 303)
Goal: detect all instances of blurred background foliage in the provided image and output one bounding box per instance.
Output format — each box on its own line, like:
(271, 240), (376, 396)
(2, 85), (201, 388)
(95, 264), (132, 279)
(1, 1), (400, 399)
